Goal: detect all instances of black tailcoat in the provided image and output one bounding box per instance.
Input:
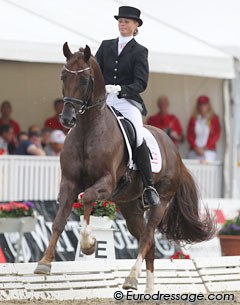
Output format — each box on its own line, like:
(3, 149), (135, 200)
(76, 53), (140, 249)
(95, 38), (149, 115)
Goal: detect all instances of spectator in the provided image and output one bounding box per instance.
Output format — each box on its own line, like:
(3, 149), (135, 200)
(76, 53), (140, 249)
(44, 98), (66, 132)
(41, 127), (52, 148)
(0, 101), (20, 150)
(0, 124), (13, 155)
(28, 124), (41, 133)
(187, 95), (221, 162)
(44, 130), (66, 156)
(16, 131), (28, 148)
(146, 96), (184, 146)
(15, 131), (45, 156)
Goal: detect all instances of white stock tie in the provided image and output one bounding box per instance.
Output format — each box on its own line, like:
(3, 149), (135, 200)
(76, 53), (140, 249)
(118, 43), (126, 55)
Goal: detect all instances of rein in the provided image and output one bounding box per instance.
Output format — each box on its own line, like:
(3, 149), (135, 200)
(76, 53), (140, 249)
(62, 65), (104, 114)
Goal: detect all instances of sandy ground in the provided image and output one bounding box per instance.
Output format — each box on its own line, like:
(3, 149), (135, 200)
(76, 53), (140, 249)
(0, 293), (240, 305)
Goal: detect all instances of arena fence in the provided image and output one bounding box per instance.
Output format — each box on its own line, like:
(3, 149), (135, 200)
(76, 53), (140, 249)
(0, 155), (223, 201)
(0, 257), (239, 301)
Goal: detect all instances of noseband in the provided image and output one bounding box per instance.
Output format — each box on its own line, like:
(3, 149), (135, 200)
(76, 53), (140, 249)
(62, 65), (104, 114)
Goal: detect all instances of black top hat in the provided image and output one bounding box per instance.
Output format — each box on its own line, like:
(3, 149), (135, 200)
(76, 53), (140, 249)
(114, 6), (143, 26)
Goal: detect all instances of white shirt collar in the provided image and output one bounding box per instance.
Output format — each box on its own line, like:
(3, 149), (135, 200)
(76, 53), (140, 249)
(118, 35), (133, 44)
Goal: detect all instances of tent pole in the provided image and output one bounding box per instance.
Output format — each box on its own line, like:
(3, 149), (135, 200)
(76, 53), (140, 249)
(230, 60), (240, 198)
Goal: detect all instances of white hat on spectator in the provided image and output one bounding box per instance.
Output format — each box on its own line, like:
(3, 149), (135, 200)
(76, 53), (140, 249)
(50, 130), (66, 144)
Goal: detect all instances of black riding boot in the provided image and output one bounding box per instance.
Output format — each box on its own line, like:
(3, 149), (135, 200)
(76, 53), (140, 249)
(135, 141), (160, 207)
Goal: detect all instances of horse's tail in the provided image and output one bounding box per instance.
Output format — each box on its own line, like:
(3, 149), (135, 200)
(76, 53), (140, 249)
(159, 164), (216, 244)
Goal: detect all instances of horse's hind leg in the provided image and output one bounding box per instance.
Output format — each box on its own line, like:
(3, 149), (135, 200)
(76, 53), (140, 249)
(34, 178), (78, 274)
(122, 201), (166, 291)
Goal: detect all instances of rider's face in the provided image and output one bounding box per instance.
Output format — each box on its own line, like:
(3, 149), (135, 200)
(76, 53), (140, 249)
(118, 18), (138, 37)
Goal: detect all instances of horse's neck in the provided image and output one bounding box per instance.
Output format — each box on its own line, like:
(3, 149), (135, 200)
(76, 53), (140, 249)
(76, 102), (108, 134)
(76, 60), (109, 135)
(91, 59), (105, 102)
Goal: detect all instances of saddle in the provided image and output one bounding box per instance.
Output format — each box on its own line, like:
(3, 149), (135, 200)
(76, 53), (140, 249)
(108, 106), (162, 199)
(110, 107), (136, 155)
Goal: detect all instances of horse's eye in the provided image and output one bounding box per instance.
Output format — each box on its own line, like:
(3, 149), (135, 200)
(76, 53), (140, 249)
(79, 77), (88, 85)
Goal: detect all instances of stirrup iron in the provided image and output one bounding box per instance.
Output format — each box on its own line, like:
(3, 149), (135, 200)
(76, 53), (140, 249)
(142, 186), (160, 209)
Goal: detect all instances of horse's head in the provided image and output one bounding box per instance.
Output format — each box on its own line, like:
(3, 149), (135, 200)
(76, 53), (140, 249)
(60, 42), (104, 128)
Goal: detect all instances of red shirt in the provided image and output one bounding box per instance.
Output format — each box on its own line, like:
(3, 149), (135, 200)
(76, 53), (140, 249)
(0, 118), (20, 148)
(147, 113), (183, 145)
(44, 115), (66, 132)
(187, 115), (221, 150)
(0, 118), (20, 137)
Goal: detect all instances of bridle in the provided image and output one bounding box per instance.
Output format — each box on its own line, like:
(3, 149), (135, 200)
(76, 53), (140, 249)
(62, 65), (104, 114)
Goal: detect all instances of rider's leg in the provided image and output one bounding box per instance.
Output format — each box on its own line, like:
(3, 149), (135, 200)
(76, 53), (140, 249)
(135, 140), (160, 206)
(106, 95), (160, 206)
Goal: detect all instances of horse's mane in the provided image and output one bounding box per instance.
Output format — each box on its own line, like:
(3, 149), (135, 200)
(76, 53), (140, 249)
(75, 46), (105, 96)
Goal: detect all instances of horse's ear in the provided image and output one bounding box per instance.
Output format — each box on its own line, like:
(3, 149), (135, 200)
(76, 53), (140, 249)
(63, 42), (72, 60)
(83, 45), (91, 62)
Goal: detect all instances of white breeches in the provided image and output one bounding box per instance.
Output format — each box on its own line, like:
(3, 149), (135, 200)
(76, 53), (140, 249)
(106, 93), (144, 147)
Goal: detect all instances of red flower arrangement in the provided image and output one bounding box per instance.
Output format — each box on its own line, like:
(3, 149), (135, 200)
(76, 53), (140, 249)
(170, 251), (190, 259)
(73, 194), (116, 220)
(0, 202), (35, 218)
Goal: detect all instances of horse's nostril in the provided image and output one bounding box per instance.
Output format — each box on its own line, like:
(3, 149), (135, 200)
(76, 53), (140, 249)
(59, 115), (75, 128)
(71, 118), (76, 125)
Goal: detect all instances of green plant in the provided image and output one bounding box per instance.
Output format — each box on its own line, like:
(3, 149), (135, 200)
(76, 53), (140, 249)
(73, 198), (116, 220)
(0, 202), (35, 218)
(218, 213), (240, 236)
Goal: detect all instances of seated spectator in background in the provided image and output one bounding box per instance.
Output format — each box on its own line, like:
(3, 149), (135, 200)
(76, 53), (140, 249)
(0, 124), (13, 155)
(15, 131), (45, 156)
(44, 130), (66, 156)
(41, 127), (52, 148)
(28, 124), (41, 133)
(187, 95), (221, 162)
(0, 101), (20, 152)
(146, 96), (184, 146)
(16, 131), (28, 148)
(44, 99), (67, 133)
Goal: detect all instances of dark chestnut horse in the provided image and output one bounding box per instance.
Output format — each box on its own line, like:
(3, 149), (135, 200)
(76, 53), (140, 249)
(34, 43), (215, 293)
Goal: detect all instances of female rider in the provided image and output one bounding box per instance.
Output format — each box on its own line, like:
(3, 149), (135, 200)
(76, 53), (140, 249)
(95, 6), (160, 207)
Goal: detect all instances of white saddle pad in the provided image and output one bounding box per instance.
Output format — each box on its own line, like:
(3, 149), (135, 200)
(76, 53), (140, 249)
(139, 128), (162, 173)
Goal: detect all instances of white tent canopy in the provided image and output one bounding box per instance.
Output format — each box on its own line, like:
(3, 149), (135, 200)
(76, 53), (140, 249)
(0, 0), (235, 78)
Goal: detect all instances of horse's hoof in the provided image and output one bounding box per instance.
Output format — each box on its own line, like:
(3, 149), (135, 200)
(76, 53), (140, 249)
(81, 238), (97, 255)
(34, 262), (51, 275)
(122, 277), (138, 290)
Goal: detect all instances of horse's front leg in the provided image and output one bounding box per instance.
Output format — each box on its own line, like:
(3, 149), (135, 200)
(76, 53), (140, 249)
(80, 174), (114, 255)
(34, 179), (78, 274)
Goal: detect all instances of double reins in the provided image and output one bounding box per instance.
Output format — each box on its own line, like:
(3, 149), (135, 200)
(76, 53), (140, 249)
(62, 65), (104, 114)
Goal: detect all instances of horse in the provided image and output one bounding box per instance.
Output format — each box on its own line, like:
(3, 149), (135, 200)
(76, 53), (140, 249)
(34, 43), (215, 293)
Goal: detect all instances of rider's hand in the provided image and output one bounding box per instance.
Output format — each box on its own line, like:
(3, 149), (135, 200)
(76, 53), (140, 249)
(105, 85), (121, 95)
